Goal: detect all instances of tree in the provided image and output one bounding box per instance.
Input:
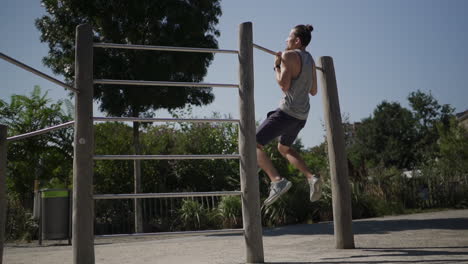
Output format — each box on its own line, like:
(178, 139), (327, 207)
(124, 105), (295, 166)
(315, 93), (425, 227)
(35, 0), (222, 232)
(436, 117), (468, 178)
(0, 86), (73, 202)
(350, 101), (418, 170)
(408, 90), (454, 163)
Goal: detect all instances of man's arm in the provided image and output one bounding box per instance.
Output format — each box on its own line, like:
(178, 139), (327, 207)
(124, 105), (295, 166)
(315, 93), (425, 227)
(275, 51), (297, 92)
(310, 60), (318, 96)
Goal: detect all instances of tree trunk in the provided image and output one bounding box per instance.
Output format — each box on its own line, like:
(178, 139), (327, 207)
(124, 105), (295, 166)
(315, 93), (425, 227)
(133, 118), (143, 233)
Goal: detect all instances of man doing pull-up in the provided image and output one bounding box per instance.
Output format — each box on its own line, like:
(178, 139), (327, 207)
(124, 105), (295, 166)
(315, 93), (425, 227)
(256, 24), (322, 206)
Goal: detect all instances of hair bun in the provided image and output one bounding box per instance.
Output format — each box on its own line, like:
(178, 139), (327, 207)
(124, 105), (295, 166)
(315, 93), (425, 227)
(306, 24), (314, 32)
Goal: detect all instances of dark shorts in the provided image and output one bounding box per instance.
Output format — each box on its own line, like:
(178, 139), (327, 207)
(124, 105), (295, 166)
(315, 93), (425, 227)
(256, 109), (306, 147)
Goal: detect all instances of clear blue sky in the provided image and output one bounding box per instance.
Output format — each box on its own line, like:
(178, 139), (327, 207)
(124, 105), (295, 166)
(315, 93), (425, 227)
(1, 0), (467, 148)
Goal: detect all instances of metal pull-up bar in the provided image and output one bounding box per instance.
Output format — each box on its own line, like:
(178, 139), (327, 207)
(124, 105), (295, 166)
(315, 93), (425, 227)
(253, 43), (324, 71)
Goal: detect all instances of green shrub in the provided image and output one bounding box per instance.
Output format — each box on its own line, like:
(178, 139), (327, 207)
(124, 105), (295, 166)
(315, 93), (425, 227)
(6, 195), (38, 242)
(217, 196), (242, 228)
(176, 199), (208, 230)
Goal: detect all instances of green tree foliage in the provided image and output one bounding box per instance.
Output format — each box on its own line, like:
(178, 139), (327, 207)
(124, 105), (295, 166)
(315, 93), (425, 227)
(408, 90), (454, 162)
(94, 122), (134, 194)
(349, 90), (456, 171)
(0, 86), (73, 201)
(435, 117), (468, 178)
(35, 0), (221, 116)
(350, 101), (418, 169)
(36, 0), (223, 230)
(93, 118), (240, 194)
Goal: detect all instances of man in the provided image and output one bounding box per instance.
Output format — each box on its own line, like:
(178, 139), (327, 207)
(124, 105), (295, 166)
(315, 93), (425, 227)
(256, 24), (322, 206)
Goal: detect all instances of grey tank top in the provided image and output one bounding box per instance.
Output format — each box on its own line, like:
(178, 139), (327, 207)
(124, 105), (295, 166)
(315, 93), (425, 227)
(279, 49), (314, 120)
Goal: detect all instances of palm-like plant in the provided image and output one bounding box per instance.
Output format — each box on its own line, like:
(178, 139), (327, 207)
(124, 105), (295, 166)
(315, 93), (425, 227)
(177, 199), (207, 230)
(217, 196), (242, 228)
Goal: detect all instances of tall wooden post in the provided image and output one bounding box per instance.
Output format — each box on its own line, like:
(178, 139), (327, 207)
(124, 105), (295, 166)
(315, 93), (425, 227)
(318, 56), (355, 249)
(238, 22), (264, 263)
(73, 24), (95, 263)
(0, 125), (7, 264)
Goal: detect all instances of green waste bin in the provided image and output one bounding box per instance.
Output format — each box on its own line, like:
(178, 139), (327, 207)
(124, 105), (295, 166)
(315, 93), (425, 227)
(40, 189), (70, 241)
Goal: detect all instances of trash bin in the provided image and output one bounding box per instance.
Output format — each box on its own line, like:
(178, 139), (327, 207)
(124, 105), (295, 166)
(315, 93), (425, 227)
(40, 189), (70, 241)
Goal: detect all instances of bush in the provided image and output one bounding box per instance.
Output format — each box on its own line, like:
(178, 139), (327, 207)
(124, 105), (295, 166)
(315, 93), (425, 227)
(6, 194), (38, 242)
(176, 199), (208, 230)
(217, 196), (242, 228)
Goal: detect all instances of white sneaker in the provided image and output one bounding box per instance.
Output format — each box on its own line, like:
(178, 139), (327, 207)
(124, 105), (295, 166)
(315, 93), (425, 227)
(264, 178), (292, 206)
(308, 176), (322, 202)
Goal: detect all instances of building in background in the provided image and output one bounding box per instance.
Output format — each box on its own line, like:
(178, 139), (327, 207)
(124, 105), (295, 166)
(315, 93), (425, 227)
(456, 110), (468, 130)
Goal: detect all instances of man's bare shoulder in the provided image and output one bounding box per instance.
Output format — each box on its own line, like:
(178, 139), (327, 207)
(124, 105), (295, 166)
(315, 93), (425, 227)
(282, 50), (300, 64)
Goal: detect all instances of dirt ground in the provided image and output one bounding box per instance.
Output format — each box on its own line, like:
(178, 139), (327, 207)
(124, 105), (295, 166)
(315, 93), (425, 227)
(4, 209), (468, 264)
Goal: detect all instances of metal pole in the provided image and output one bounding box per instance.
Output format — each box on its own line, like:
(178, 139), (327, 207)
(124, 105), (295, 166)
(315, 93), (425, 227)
(73, 24), (95, 263)
(238, 22), (264, 263)
(93, 79), (239, 88)
(318, 56), (355, 249)
(7, 121), (75, 142)
(94, 42), (238, 54)
(253, 43), (276, 55)
(133, 122), (143, 233)
(0, 125), (7, 264)
(252, 43), (324, 72)
(0, 53), (78, 93)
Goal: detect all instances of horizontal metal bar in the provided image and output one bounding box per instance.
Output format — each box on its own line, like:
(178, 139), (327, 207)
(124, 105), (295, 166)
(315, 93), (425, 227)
(94, 191), (242, 200)
(95, 228), (244, 239)
(252, 43), (324, 71)
(94, 42), (238, 54)
(7, 121), (75, 142)
(93, 117), (240, 123)
(0, 52), (78, 93)
(93, 154), (240, 160)
(94, 79), (238, 88)
(253, 43), (276, 56)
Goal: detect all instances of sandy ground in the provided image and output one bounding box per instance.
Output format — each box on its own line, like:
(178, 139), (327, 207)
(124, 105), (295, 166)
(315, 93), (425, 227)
(4, 209), (468, 264)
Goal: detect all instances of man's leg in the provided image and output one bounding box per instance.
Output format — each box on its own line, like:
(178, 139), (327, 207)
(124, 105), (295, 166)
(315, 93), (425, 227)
(255, 109), (294, 206)
(277, 143), (322, 202)
(256, 144), (281, 182)
(277, 143), (315, 179)
(257, 144), (293, 206)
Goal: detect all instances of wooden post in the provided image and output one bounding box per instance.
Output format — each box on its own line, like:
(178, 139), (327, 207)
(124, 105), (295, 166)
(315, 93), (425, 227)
(0, 125), (7, 264)
(73, 24), (95, 263)
(238, 22), (264, 263)
(318, 56), (355, 249)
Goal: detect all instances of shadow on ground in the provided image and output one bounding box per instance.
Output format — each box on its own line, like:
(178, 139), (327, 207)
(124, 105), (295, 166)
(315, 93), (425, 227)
(265, 246), (468, 263)
(262, 217), (468, 237)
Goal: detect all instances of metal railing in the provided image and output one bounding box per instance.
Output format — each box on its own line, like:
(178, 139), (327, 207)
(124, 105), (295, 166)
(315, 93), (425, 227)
(95, 228), (244, 239)
(94, 42), (238, 54)
(94, 191), (242, 200)
(0, 22), (264, 264)
(93, 154), (240, 160)
(6, 121), (75, 142)
(0, 52), (78, 93)
(93, 117), (240, 123)
(94, 79), (238, 88)
(71, 22), (265, 264)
